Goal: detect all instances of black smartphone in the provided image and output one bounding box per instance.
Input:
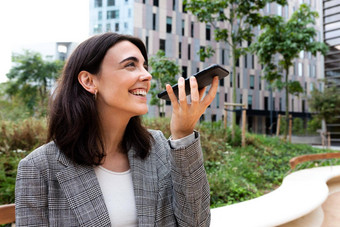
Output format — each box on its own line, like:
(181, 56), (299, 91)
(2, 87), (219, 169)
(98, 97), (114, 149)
(157, 64), (229, 101)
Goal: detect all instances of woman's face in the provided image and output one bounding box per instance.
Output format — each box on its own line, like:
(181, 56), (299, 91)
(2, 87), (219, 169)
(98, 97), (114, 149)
(94, 40), (152, 118)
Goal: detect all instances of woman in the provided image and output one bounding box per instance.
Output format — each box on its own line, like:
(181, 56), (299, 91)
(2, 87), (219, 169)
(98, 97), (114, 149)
(15, 32), (218, 226)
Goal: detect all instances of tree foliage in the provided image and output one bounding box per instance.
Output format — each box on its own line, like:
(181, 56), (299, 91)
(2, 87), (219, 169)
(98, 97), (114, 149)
(184, 0), (287, 137)
(308, 84), (340, 123)
(148, 50), (181, 110)
(251, 4), (328, 138)
(3, 50), (64, 117)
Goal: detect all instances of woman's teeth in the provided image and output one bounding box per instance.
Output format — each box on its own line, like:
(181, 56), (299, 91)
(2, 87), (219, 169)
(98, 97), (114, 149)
(130, 89), (146, 96)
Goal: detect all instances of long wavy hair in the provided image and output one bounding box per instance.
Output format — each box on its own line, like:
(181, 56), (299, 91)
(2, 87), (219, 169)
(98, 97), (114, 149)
(48, 32), (154, 166)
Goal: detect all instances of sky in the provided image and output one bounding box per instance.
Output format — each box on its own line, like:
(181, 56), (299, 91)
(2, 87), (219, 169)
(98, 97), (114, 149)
(0, 0), (90, 82)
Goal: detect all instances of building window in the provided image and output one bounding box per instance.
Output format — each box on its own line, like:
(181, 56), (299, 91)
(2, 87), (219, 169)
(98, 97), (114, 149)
(248, 95), (253, 110)
(166, 100), (171, 106)
(182, 66), (187, 78)
(211, 114), (217, 122)
(310, 64), (316, 78)
(219, 78), (224, 86)
(166, 17), (172, 33)
(259, 75), (262, 90)
(173, 0), (176, 10)
(264, 97), (268, 110)
(244, 55), (248, 68)
(200, 114), (205, 122)
(292, 99), (294, 112)
(107, 10), (119, 19)
(200, 46), (205, 62)
(182, 2), (187, 13)
(250, 75), (255, 89)
(237, 73), (240, 88)
(216, 92), (220, 108)
(106, 23), (111, 32)
(160, 39), (166, 52)
(152, 13), (156, 30)
(279, 98), (282, 111)
(153, 0), (159, 6)
(115, 23), (119, 31)
(188, 44), (191, 60)
(98, 11), (102, 20)
(181, 19), (185, 36)
(251, 55), (254, 69)
(145, 36), (149, 52)
(191, 22), (194, 37)
(95, 0), (102, 7)
(221, 49), (225, 65)
(299, 51), (304, 59)
(277, 4), (282, 16)
(124, 22), (128, 29)
(206, 24), (211, 40)
(230, 72), (233, 87)
(128, 8), (132, 17)
(107, 0), (115, 6)
(225, 93), (228, 102)
(302, 100), (305, 112)
(179, 42), (182, 59)
(298, 62), (303, 77)
(94, 24), (102, 33)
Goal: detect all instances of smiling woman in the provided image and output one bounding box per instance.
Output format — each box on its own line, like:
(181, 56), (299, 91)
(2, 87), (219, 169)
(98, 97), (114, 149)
(15, 32), (218, 226)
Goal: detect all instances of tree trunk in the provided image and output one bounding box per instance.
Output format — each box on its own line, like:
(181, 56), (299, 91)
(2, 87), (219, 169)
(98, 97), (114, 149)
(284, 65), (289, 140)
(231, 43), (237, 139)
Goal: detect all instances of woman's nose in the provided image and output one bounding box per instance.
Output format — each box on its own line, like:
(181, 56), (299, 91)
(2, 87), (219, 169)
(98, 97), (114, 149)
(140, 69), (152, 81)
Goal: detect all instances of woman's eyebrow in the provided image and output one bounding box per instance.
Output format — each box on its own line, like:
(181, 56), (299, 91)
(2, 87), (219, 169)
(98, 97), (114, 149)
(119, 56), (139, 64)
(119, 56), (147, 66)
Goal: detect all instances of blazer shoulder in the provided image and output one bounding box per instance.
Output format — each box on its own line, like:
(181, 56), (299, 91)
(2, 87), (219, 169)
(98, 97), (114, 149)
(20, 141), (59, 171)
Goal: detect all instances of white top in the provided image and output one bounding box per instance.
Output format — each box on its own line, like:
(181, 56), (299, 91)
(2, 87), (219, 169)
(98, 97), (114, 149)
(94, 132), (196, 226)
(94, 166), (137, 227)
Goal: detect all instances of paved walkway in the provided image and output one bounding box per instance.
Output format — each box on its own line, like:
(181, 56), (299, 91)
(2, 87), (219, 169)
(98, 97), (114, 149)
(313, 146), (340, 151)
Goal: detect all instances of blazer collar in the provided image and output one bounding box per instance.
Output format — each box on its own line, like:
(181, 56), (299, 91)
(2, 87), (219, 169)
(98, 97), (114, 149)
(56, 150), (111, 227)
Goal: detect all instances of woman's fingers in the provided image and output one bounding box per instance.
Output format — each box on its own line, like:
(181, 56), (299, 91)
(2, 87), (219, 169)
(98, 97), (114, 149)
(166, 84), (179, 109)
(189, 76), (199, 105)
(177, 77), (188, 109)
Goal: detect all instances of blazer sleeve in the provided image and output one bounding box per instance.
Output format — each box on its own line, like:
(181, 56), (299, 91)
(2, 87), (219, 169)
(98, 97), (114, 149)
(15, 157), (49, 226)
(169, 131), (211, 227)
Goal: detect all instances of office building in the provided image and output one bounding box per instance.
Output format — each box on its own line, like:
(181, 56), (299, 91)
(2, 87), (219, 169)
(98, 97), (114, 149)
(323, 0), (340, 145)
(89, 0), (325, 134)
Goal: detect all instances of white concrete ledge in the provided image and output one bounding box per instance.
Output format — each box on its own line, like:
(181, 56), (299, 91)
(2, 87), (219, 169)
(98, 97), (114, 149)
(211, 165), (340, 227)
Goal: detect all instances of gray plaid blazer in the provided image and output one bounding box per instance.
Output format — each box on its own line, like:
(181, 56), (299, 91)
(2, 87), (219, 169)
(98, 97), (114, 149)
(15, 130), (210, 226)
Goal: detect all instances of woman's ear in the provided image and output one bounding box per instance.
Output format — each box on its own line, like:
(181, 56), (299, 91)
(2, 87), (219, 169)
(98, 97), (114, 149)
(78, 71), (97, 94)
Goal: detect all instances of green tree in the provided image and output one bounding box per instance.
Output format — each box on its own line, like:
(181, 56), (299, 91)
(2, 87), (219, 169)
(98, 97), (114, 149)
(184, 0), (286, 138)
(308, 84), (340, 124)
(4, 50), (64, 116)
(251, 4), (328, 139)
(148, 50), (181, 115)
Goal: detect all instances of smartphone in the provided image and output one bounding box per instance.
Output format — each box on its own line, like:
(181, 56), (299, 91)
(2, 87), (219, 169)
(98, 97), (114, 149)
(157, 64), (229, 101)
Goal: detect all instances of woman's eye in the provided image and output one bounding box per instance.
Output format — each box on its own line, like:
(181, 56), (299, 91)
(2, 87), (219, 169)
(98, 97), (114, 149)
(125, 62), (135, 68)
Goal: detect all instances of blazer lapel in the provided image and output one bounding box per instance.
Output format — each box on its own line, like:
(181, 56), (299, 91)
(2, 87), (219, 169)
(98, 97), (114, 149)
(56, 151), (111, 227)
(128, 148), (158, 225)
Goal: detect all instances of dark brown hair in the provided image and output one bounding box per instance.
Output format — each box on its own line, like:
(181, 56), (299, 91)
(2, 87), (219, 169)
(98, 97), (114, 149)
(48, 32), (153, 166)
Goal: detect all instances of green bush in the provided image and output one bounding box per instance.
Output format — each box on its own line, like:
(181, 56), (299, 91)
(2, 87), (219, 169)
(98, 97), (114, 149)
(0, 117), (339, 208)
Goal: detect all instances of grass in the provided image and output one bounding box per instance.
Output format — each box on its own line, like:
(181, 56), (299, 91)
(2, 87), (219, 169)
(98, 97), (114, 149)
(0, 117), (339, 208)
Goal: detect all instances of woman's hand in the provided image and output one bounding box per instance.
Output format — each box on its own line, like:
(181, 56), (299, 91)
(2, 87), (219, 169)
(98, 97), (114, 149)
(166, 76), (219, 140)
